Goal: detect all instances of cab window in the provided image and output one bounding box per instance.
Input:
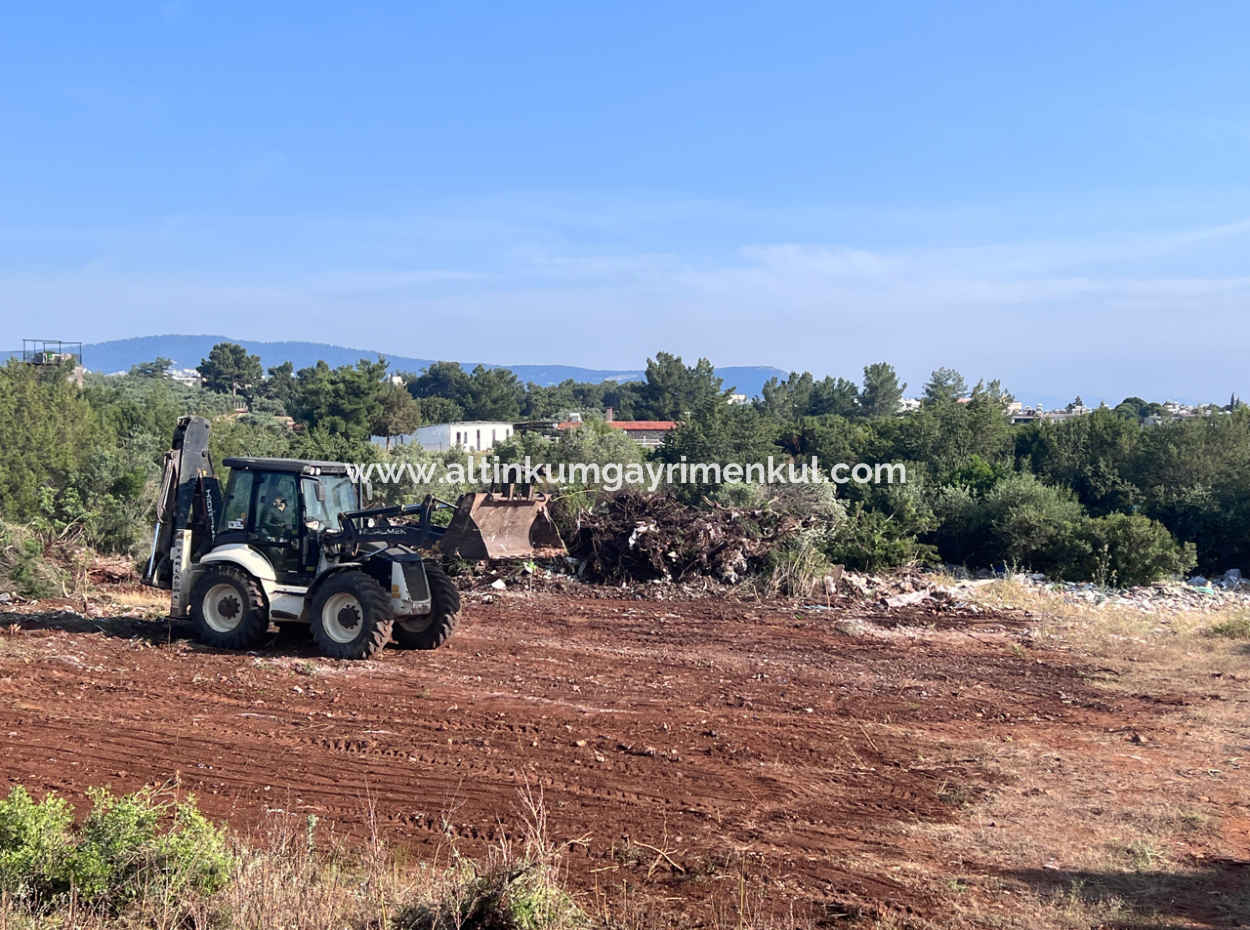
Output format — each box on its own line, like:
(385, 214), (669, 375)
(301, 476), (359, 531)
(254, 472), (300, 542)
(220, 471), (254, 532)
(301, 479), (329, 529)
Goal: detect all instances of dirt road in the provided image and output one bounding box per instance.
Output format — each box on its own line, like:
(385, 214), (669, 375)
(0, 590), (1240, 925)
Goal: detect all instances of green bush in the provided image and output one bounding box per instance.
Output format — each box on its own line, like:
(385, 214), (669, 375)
(944, 453), (1012, 495)
(1073, 512), (1196, 587)
(0, 784), (231, 912)
(927, 473), (1085, 575)
(926, 474), (1194, 584)
(978, 473), (1087, 571)
(0, 523), (65, 599)
(0, 786), (75, 903)
(817, 479), (938, 573)
(821, 502), (938, 573)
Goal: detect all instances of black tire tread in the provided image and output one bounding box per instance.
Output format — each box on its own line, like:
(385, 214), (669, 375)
(309, 572), (393, 660)
(393, 560), (460, 650)
(190, 565), (269, 650)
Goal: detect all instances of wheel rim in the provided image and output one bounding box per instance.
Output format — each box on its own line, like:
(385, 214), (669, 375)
(397, 614), (434, 634)
(322, 592), (364, 643)
(202, 583), (244, 633)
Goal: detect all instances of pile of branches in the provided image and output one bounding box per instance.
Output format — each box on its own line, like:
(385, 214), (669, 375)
(557, 491), (816, 585)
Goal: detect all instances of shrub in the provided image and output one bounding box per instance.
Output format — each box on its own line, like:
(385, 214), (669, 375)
(927, 473), (1195, 584)
(944, 453), (1011, 495)
(1073, 512), (1196, 587)
(927, 473), (1087, 575)
(0, 522), (66, 598)
(765, 530), (838, 597)
(821, 481), (938, 573)
(0, 784), (231, 913)
(0, 786), (75, 903)
(978, 473), (1087, 571)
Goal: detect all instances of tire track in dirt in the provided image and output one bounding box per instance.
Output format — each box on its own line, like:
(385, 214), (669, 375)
(0, 594), (1161, 920)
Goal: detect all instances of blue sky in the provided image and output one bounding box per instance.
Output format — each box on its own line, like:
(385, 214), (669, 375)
(2, 2), (1249, 402)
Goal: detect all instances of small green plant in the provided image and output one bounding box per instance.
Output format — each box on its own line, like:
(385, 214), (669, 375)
(611, 839), (644, 867)
(0, 783), (231, 913)
(395, 862), (579, 930)
(936, 781), (973, 808)
(765, 530), (836, 598)
(1178, 811), (1207, 831)
(1127, 839), (1163, 871)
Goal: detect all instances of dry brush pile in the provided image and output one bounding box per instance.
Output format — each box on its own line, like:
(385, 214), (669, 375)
(554, 491), (831, 588)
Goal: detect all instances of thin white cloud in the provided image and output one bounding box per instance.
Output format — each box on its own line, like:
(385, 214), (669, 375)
(307, 269), (489, 293)
(2, 196), (1248, 402)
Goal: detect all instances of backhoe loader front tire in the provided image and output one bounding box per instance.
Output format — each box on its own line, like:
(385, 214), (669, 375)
(393, 560), (461, 651)
(309, 572), (393, 660)
(191, 566), (269, 650)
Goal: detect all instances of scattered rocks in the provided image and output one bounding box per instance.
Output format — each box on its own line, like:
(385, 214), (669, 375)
(1048, 577), (1250, 612)
(882, 590), (932, 609)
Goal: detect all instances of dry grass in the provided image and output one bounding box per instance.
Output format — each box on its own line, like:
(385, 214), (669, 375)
(99, 586), (169, 613)
(0, 791), (831, 930)
(0, 786), (601, 930)
(890, 577), (1250, 929)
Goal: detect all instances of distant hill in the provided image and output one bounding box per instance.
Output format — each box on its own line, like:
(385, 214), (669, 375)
(78, 335), (788, 397)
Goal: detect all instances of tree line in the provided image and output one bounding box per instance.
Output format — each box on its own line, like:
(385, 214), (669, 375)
(0, 341), (1245, 587)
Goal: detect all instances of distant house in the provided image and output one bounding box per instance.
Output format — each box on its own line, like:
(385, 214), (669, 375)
(605, 421), (677, 447)
(403, 421), (516, 452)
(557, 413), (677, 448)
(170, 368), (203, 388)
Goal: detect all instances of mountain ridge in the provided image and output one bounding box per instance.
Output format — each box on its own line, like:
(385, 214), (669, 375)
(73, 335), (788, 398)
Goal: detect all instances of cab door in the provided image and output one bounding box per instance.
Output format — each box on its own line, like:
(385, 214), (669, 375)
(251, 472), (308, 584)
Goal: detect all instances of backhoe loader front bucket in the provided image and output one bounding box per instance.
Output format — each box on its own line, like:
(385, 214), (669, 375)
(441, 487), (564, 560)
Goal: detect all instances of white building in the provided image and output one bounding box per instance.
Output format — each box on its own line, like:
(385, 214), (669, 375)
(407, 421), (516, 452)
(170, 368), (203, 388)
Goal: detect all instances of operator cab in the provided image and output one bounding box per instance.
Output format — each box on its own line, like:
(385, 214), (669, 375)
(218, 458), (362, 584)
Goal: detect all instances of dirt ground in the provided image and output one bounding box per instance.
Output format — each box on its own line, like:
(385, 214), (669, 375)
(1, 587), (1248, 928)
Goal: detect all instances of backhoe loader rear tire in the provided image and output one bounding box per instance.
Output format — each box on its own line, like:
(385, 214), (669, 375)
(309, 572), (393, 660)
(191, 566), (269, 650)
(393, 560), (461, 651)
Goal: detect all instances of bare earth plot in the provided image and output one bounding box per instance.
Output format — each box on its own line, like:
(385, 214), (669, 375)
(1, 589), (1248, 928)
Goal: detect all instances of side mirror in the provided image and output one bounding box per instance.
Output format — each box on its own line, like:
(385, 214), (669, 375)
(314, 482), (326, 502)
(362, 480), (373, 502)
